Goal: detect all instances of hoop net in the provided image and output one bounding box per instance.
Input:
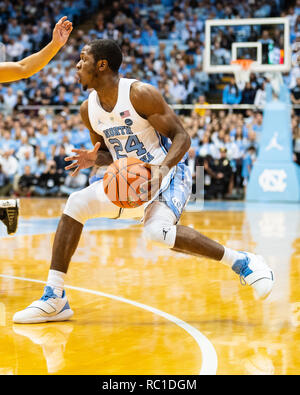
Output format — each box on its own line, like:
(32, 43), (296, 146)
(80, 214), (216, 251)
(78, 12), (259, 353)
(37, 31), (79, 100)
(231, 59), (254, 88)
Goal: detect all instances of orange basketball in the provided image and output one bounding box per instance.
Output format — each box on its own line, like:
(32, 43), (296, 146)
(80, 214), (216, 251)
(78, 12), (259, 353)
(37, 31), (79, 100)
(103, 158), (151, 208)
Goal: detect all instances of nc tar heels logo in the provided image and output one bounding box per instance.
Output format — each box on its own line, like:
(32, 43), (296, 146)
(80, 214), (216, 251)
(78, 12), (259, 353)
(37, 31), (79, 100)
(259, 169), (287, 192)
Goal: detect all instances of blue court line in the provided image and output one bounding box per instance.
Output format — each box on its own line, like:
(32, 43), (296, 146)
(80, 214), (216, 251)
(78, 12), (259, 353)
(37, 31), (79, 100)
(0, 217), (139, 238)
(186, 200), (300, 212)
(1, 200), (299, 238)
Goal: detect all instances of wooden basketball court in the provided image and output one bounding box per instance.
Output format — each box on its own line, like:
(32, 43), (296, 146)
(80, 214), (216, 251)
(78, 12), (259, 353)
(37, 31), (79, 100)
(0, 198), (299, 375)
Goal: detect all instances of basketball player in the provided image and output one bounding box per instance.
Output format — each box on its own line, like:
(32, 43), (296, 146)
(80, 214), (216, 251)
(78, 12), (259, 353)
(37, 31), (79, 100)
(0, 17), (73, 234)
(13, 39), (274, 323)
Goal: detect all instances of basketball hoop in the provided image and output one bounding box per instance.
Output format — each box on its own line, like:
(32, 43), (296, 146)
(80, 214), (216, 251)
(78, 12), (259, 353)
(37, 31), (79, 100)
(231, 59), (254, 89)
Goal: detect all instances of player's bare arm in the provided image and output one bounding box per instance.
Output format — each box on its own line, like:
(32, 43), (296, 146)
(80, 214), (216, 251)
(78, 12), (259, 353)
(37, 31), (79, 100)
(0, 16), (72, 83)
(0, 17), (72, 235)
(64, 100), (113, 176)
(130, 81), (191, 198)
(131, 81), (191, 169)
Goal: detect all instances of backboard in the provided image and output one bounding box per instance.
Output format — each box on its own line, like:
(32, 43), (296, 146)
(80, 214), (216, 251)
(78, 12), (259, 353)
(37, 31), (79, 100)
(203, 17), (291, 74)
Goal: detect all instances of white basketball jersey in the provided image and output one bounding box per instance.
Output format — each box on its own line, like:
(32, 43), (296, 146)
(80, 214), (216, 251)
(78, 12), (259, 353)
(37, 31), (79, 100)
(88, 78), (169, 165)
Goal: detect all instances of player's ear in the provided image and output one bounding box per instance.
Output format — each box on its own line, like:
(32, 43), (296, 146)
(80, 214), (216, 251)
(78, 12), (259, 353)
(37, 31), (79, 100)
(98, 59), (108, 72)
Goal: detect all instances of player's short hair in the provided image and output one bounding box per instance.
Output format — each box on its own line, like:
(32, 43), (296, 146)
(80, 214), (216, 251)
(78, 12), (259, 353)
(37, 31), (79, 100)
(89, 39), (123, 73)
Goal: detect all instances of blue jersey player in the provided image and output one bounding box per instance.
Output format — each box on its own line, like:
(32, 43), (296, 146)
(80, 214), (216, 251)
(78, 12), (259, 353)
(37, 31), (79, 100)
(14, 39), (274, 324)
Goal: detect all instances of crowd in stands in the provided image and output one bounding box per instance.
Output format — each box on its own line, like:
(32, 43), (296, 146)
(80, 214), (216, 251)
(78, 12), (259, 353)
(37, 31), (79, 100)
(0, 0), (299, 200)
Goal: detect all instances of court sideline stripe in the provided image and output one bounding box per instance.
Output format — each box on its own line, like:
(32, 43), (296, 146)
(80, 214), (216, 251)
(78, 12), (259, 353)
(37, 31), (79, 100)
(0, 273), (218, 375)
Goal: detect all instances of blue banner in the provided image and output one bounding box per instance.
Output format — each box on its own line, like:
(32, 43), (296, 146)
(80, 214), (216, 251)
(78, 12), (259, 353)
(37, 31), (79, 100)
(247, 84), (300, 202)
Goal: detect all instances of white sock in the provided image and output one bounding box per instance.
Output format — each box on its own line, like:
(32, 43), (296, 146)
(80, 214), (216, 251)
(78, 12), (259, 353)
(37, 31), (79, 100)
(46, 269), (66, 298)
(221, 247), (245, 268)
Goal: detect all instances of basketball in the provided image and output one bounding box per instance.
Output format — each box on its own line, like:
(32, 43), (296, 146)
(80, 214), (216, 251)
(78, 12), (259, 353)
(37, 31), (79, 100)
(103, 158), (151, 208)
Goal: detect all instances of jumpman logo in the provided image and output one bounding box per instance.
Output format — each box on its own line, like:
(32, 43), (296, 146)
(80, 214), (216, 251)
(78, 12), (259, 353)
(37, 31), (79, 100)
(162, 228), (171, 240)
(265, 132), (283, 151)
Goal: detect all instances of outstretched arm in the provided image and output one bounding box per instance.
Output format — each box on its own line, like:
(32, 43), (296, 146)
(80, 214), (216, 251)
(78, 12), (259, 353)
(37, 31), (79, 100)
(0, 17), (73, 83)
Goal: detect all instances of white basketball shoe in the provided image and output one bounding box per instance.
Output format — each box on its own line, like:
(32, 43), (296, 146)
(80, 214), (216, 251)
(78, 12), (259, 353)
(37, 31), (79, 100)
(13, 286), (73, 324)
(232, 252), (274, 300)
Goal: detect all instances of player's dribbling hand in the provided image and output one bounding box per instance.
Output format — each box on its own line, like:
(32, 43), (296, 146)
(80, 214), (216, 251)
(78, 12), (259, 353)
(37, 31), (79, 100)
(52, 16), (73, 47)
(139, 164), (170, 202)
(64, 142), (101, 177)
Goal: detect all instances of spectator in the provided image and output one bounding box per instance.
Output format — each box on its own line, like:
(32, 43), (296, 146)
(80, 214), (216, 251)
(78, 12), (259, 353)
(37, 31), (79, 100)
(32, 89), (44, 105)
(194, 95), (209, 118)
(6, 37), (25, 61)
(54, 145), (69, 178)
(192, 65), (210, 96)
(211, 41), (231, 65)
(7, 18), (22, 40)
(18, 149), (37, 175)
(59, 135), (75, 156)
(251, 111), (264, 139)
(0, 130), (16, 155)
(53, 87), (70, 106)
(26, 125), (38, 148)
(35, 151), (48, 176)
(103, 22), (119, 41)
(254, 81), (267, 108)
(258, 29), (274, 45)
(242, 146), (257, 194)
(205, 147), (232, 199)
(186, 147), (197, 195)
(222, 78), (242, 105)
(168, 76), (187, 104)
(70, 124), (91, 149)
(36, 125), (55, 159)
(241, 82), (257, 105)
(291, 77), (300, 117)
(288, 59), (300, 90)
(162, 83), (174, 105)
(0, 164), (12, 196)
(198, 133), (219, 159)
(224, 133), (239, 164)
(0, 150), (19, 183)
(3, 87), (17, 113)
(16, 137), (35, 162)
(293, 125), (300, 165)
(232, 127), (247, 191)
(246, 128), (259, 152)
(140, 25), (159, 47)
(34, 160), (61, 197)
(60, 172), (88, 196)
(16, 165), (37, 197)
(15, 90), (28, 109)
